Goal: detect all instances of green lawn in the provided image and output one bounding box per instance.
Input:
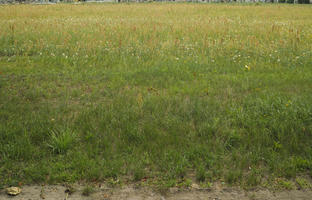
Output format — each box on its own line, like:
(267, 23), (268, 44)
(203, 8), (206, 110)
(0, 3), (312, 189)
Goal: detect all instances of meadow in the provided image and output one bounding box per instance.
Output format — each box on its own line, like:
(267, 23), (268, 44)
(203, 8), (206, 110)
(0, 3), (312, 189)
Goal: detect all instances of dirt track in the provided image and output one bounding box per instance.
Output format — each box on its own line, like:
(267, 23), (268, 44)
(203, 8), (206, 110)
(1, 185), (312, 200)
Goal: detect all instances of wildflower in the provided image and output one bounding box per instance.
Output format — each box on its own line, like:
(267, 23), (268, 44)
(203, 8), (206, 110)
(244, 65), (251, 71)
(286, 100), (292, 107)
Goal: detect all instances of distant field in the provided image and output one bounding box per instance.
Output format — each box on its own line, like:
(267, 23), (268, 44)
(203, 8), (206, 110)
(0, 3), (312, 189)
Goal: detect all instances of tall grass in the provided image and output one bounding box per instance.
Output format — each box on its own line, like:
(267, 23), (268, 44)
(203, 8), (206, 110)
(0, 3), (311, 188)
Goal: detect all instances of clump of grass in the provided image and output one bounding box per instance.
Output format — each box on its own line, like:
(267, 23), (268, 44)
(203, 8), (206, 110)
(133, 168), (146, 182)
(199, 181), (213, 189)
(295, 178), (311, 189)
(82, 185), (95, 196)
(225, 170), (242, 185)
(245, 172), (261, 187)
(276, 179), (295, 190)
(47, 128), (76, 154)
(196, 165), (206, 182)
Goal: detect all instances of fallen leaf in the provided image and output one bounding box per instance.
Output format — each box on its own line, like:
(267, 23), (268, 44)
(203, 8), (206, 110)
(6, 187), (21, 196)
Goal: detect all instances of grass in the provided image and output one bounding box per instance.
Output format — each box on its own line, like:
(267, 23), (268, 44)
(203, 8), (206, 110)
(82, 185), (95, 196)
(0, 3), (312, 189)
(47, 128), (77, 154)
(296, 177), (312, 189)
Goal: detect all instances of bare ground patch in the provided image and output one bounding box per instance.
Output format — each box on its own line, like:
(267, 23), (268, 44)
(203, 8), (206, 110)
(1, 184), (312, 200)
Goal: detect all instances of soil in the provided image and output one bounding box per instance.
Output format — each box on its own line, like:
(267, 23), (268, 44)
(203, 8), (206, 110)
(1, 184), (312, 200)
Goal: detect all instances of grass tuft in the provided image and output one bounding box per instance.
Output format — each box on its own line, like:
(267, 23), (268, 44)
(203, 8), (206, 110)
(47, 128), (76, 154)
(82, 185), (95, 196)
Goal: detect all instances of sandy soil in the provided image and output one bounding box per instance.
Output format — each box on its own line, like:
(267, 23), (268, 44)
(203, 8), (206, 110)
(1, 184), (312, 200)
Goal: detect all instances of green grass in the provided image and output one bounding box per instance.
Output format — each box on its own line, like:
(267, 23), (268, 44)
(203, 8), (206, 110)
(82, 185), (95, 196)
(47, 128), (77, 154)
(0, 3), (312, 189)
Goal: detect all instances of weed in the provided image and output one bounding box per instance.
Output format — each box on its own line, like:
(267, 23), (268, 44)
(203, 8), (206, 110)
(225, 170), (242, 185)
(295, 178), (311, 189)
(199, 181), (213, 189)
(176, 179), (192, 188)
(107, 178), (121, 187)
(277, 179), (295, 190)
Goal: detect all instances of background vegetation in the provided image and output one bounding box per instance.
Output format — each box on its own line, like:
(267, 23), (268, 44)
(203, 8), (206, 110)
(0, 3), (311, 189)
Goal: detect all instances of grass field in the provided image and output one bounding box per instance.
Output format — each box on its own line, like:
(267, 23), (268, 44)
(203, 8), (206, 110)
(0, 3), (312, 190)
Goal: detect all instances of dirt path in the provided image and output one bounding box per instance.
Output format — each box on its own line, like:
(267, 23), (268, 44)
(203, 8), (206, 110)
(1, 185), (312, 200)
